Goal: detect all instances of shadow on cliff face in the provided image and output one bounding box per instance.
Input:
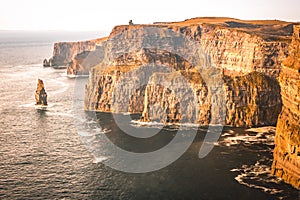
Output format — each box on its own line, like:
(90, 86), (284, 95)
(83, 46), (283, 128)
(81, 24), (285, 128)
(223, 72), (282, 127)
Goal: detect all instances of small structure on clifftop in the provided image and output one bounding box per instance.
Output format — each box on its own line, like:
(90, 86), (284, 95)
(35, 79), (48, 109)
(129, 20), (133, 25)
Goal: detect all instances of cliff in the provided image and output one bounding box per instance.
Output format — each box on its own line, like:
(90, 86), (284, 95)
(81, 18), (300, 188)
(110, 18), (294, 78)
(85, 62), (281, 127)
(140, 71), (281, 126)
(48, 18), (295, 76)
(271, 25), (300, 189)
(84, 18), (296, 127)
(48, 37), (106, 67)
(66, 44), (106, 75)
(84, 49), (192, 113)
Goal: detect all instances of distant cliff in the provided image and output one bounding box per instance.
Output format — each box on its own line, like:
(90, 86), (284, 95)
(48, 37), (106, 67)
(271, 25), (300, 189)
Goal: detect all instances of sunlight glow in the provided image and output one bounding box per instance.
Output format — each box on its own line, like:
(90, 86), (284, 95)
(0, 0), (299, 31)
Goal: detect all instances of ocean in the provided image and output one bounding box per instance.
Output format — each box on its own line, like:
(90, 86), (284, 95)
(0, 31), (298, 199)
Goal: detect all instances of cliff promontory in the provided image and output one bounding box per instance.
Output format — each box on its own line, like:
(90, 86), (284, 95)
(46, 37), (106, 68)
(84, 18), (297, 127)
(271, 25), (300, 189)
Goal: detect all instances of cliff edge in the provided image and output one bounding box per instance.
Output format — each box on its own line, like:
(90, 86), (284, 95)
(47, 18), (297, 77)
(45, 37), (106, 68)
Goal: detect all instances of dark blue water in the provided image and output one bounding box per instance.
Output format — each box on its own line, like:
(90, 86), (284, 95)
(0, 31), (298, 199)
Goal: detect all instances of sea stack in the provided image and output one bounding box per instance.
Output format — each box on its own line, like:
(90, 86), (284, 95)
(43, 58), (53, 67)
(43, 59), (50, 67)
(35, 79), (48, 106)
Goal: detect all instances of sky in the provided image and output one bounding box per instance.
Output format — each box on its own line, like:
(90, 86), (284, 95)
(0, 0), (299, 32)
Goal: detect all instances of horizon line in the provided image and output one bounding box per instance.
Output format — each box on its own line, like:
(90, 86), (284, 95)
(0, 16), (299, 32)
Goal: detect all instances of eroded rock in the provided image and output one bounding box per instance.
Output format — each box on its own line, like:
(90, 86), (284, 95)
(35, 79), (47, 106)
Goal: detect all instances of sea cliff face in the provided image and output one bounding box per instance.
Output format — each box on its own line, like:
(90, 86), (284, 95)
(84, 18), (295, 127)
(50, 38), (105, 67)
(66, 43), (106, 75)
(271, 25), (300, 189)
(85, 64), (281, 127)
(49, 18), (293, 77)
(110, 20), (291, 78)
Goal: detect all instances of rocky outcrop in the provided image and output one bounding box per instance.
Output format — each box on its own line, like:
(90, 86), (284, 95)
(35, 79), (47, 106)
(43, 58), (52, 67)
(171, 26), (289, 78)
(49, 38), (105, 67)
(271, 25), (300, 189)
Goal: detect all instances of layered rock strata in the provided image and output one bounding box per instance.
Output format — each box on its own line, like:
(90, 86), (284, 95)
(66, 45), (105, 75)
(49, 38), (105, 67)
(271, 25), (300, 189)
(109, 18), (294, 78)
(49, 18), (296, 77)
(85, 60), (281, 127)
(84, 49), (192, 113)
(85, 18), (294, 127)
(140, 71), (281, 127)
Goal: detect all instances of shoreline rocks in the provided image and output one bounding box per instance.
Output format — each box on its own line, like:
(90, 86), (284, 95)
(43, 58), (53, 67)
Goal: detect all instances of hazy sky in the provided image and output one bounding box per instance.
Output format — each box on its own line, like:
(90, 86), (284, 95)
(0, 0), (299, 31)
